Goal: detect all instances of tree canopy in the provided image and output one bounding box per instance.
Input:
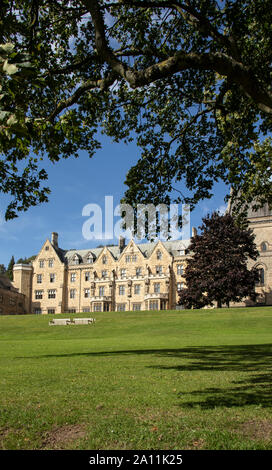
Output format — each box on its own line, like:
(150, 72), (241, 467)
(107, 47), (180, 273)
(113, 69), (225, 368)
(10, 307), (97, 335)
(1, 0), (272, 219)
(179, 212), (260, 308)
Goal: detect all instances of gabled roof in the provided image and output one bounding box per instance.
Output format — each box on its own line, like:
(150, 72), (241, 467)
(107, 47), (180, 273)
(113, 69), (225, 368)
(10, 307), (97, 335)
(63, 239), (190, 265)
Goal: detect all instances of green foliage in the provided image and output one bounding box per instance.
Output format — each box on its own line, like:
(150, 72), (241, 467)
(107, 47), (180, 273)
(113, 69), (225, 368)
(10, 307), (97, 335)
(0, 264), (6, 275)
(1, 1), (272, 219)
(16, 255), (36, 264)
(179, 212), (260, 308)
(6, 255), (15, 281)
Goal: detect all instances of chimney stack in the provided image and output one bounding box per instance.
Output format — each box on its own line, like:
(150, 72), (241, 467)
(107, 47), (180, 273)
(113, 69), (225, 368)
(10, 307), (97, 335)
(192, 227), (197, 237)
(51, 232), (59, 249)
(119, 235), (125, 252)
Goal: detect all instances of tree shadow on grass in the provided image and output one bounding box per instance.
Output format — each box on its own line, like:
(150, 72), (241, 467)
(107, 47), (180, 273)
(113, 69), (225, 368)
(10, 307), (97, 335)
(17, 344), (272, 409)
(147, 344), (272, 409)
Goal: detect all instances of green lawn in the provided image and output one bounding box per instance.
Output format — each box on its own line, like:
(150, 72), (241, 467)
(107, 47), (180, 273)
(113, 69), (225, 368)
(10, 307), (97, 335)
(0, 307), (272, 450)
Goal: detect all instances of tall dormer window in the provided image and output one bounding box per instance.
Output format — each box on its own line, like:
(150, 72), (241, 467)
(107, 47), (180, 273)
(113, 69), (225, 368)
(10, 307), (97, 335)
(102, 255), (107, 265)
(157, 250), (162, 260)
(73, 254), (80, 265)
(87, 253), (94, 264)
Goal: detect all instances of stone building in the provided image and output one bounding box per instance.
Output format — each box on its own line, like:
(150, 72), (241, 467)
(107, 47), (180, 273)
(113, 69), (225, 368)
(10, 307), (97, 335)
(12, 204), (272, 314)
(0, 274), (26, 315)
(13, 232), (189, 314)
(242, 203), (272, 306)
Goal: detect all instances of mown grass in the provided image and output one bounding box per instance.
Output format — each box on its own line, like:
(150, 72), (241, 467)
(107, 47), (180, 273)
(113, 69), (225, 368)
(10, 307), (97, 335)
(0, 307), (272, 450)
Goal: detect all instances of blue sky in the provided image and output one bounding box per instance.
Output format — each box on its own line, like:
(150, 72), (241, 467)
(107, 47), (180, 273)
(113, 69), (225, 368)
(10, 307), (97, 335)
(0, 134), (229, 267)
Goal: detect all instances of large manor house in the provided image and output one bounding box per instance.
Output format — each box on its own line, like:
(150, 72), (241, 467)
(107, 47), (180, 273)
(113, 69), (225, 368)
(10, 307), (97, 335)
(1, 204), (272, 314)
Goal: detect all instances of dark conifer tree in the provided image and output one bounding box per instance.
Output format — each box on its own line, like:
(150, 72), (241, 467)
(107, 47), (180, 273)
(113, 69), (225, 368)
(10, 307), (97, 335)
(7, 255), (15, 281)
(179, 212), (260, 309)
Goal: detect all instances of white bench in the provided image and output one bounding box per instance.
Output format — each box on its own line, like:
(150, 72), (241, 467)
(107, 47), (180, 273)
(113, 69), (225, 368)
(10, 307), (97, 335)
(72, 318), (95, 325)
(49, 318), (71, 326)
(49, 317), (95, 326)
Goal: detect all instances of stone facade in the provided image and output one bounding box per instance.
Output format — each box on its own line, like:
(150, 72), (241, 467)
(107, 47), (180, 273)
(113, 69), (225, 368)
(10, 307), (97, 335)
(0, 274), (26, 315)
(13, 233), (188, 314)
(12, 204), (272, 314)
(241, 204), (272, 306)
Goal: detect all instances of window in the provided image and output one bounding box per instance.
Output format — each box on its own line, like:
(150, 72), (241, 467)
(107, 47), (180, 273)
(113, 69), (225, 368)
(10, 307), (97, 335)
(101, 270), (108, 279)
(120, 268), (126, 279)
(177, 282), (184, 291)
(35, 290), (43, 300)
(156, 265), (162, 275)
(70, 272), (76, 282)
(48, 259), (54, 267)
(68, 309), (76, 313)
(134, 284), (140, 295)
(150, 300), (159, 310)
(154, 283), (160, 294)
(85, 271), (90, 281)
(73, 255), (80, 265)
(261, 242), (268, 252)
(102, 255), (107, 264)
(119, 285), (125, 295)
(39, 260), (44, 268)
(136, 267), (142, 277)
(117, 303), (126, 311)
(84, 288), (90, 298)
(125, 255), (131, 263)
(34, 308), (42, 314)
(132, 255), (137, 262)
(45, 246), (49, 251)
(133, 303), (141, 311)
(83, 307), (90, 313)
(70, 289), (76, 299)
(256, 267), (265, 286)
(99, 286), (105, 296)
(50, 273), (55, 283)
(87, 254), (93, 264)
(177, 264), (183, 275)
(93, 303), (102, 312)
(48, 289), (56, 299)
(157, 250), (162, 260)
(47, 308), (55, 314)
(37, 274), (42, 284)
(9, 297), (16, 306)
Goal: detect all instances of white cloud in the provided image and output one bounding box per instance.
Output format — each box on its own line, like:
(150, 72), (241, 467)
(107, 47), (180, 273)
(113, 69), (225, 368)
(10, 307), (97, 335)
(216, 204), (227, 215)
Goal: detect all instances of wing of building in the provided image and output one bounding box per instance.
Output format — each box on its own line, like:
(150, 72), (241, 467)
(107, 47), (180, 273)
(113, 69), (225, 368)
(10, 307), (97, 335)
(0, 274), (26, 315)
(11, 203), (272, 314)
(241, 203), (272, 306)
